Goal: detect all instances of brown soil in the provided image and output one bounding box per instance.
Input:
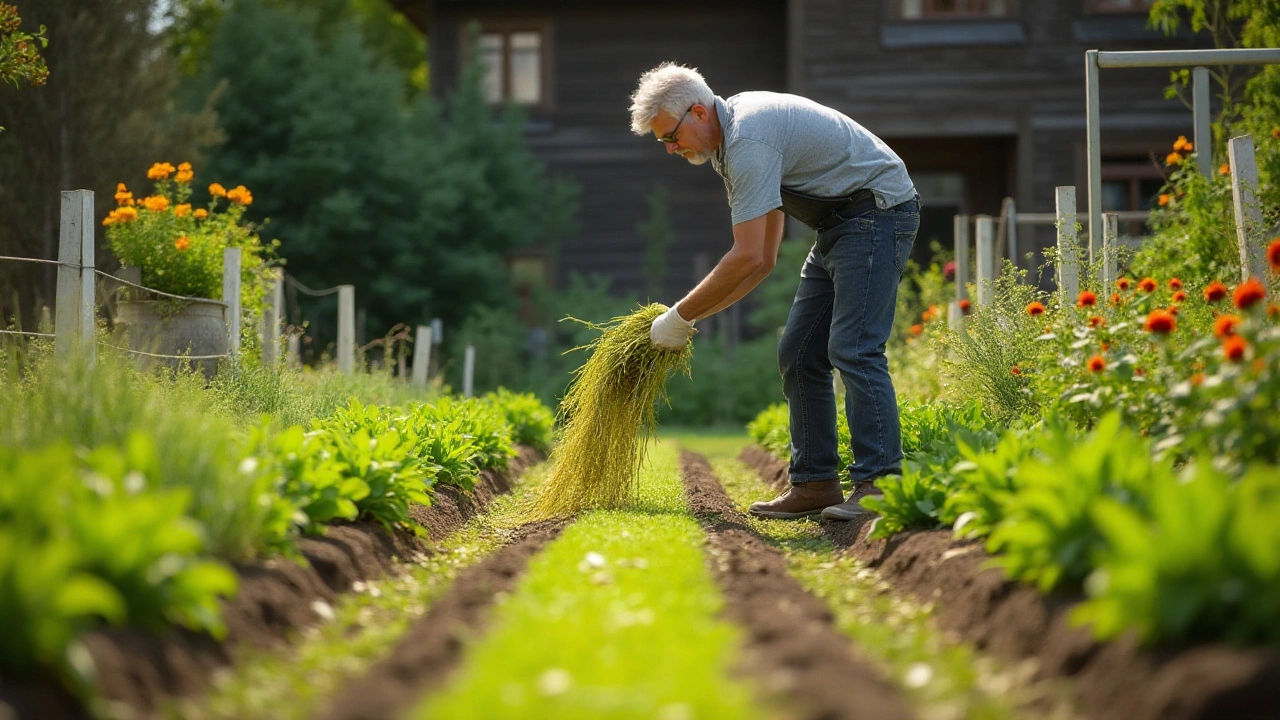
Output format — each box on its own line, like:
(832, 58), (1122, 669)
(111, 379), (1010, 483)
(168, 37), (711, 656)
(0, 447), (541, 720)
(680, 450), (917, 720)
(320, 519), (566, 720)
(739, 445), (1280, 720)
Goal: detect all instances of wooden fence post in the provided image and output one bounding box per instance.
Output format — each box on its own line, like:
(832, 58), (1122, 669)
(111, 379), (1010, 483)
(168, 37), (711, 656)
(286, 333), (300, 368)
(1003, 197), (1018, 275)
(411, 325), (432, 387)
(262, 270), (282, 365)
(975, 214), (995, 307)
(1055, 186), (1079, 306)
(55, 190), (95, 363)
(463, 344), (475, 398)
(338, 285), (355, 374)
(222, 248), (242, 359)
(1228, 135), (1268, 281)
(1193, 67), (1213, 180)
(1102, 213), (1119, 288)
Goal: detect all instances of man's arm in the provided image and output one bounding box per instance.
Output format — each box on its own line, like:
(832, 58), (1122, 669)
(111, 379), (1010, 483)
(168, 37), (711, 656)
(674, 209), (786, 321)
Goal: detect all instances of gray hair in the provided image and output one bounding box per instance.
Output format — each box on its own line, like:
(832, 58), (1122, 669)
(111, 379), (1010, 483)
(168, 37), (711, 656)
(629, 62), (715, 135)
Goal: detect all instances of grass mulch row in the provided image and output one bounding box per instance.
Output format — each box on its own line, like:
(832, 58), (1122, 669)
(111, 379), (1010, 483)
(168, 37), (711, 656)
(679, 449), (917, 720)
(12, 446), (544, 720)
(739, 445), (1280, 720)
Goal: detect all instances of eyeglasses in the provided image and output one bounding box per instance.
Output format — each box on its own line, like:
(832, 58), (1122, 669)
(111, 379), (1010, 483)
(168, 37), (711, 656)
(657, 105), (694, 144)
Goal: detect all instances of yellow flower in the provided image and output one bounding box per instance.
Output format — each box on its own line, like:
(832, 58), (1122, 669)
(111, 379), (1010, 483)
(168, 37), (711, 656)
(147, 162), (176, 180)
(114, 188), (134, 206)
(175, 162), (194, 183)
(194, 208), (208, 220)
(142, 195), (170, 212)
(174, 236), (191, 251)
(226, 185), (253, 206)
(209, 183), (227, 198)
(175, 203), (191, 217)
(1165, 152), (1182, 166)
(116, 206), (138, 222)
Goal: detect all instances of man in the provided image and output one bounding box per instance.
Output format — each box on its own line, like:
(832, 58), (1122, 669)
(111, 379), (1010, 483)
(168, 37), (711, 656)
(631, 62), (919, 521)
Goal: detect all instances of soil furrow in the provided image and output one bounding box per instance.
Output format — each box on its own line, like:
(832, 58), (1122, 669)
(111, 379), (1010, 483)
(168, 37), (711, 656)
(738, 445), (1280, 720)
(319, 518), (567, 720)
(0, 448), (542, 720)
(679, 450), (917, 720)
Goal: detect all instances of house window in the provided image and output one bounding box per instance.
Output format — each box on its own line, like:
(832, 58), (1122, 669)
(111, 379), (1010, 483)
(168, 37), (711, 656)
(1102, 160), (1164, 236)
(1087, 0), (1153, 13)
(900, 0), (1013, 19)
(475, 28), (545, 106)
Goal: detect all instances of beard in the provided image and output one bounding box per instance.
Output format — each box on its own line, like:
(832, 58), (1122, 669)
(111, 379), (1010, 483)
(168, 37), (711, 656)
(682, 150), (712, 166)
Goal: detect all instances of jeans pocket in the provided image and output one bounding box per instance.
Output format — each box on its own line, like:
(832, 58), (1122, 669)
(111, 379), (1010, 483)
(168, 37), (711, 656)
(818, 216), (874, 257)
(892, 216), (920, 275)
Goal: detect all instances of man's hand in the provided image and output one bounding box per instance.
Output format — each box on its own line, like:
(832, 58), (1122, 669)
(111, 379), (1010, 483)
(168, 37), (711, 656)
(650, 305), (696, 349)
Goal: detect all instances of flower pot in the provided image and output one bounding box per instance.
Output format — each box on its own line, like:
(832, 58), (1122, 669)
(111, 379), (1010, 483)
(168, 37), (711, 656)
(113, 299), (229, 379)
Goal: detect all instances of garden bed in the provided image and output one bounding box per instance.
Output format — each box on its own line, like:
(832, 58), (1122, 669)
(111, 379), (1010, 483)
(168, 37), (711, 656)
(1, 446), (542, 720)
(740, 445), (1280, 720)
(680, 450), (915, 720)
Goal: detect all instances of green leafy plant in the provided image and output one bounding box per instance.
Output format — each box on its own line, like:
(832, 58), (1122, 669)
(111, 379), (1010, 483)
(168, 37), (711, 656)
(483, 387), (555, 454)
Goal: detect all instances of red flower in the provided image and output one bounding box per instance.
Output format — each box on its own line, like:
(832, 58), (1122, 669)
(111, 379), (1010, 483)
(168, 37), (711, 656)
(1223, 335), (1248, 362)
(1143, 309), (1177, 334)
(1135, 367), (1146, 377)
(1233, 278), (1267, 310)
(958, 298), (972, 315)
(1110, 292), (1122, 306)
(1172, 290), (1187, 303)
(1204, 281), (1228, 302)
(1139, 277), (1158, 293)
(1214, 314), (1242, 339)
(1026, 301), (1046, 316)
(1117, 277), (1132, 290)
(1168, 278), (1183, 290)
(1089, 315), (1106, 328)
(1168, 305), (1180, 316)
(1087, 355), (1106, 373)
(1101, 341), (1111, 352)
(1077, 290), (1097, 308)
(1268, 237), (1280, 273)
(1269, 304), (1280, 319)
(1011, 365), (1022, 376)
(909, 324), (923, 336)
(1190, 372), (1205, 386)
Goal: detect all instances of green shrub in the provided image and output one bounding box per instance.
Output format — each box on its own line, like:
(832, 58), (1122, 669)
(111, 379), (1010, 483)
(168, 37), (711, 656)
(484, 387), (555, 453)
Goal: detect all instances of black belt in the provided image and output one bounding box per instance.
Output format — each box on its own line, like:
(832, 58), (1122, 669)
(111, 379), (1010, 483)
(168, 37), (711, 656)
(812, 189), (877, 233)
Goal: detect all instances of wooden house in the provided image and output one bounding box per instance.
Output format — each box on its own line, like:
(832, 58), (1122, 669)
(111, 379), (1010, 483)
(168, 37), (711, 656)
(386, 0), (1199, 307)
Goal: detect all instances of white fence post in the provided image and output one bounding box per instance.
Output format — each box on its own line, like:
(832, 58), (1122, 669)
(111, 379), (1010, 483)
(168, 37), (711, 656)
(1102, 213), (1119, 288)
(262, 270), (282, 365)
(55, 190), (95, 363)
(462, 344), (475, 398)
(1228, 135), (1268, 281)
(1193, 67), (1213, 180)
(975, 214), (995, 307)
(1003, 197), (1018, 275)
(1055, 186), (1079, 307)
(953, 214), (970, 301)
(222, 248), (242, 359)
(286, 333), (300, 368)
(411, 325), (433, 388)
(337, 285), (355, 374)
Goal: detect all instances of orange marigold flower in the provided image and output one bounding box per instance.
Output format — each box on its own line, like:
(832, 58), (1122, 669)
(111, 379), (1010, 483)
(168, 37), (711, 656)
(1110, 292), (1122, 306)
(1138, 277), (1158, 293)
(1172, 290), (1187, 303)
(175, 168), (194, 183)
(1089, 315), (1105, 328)
(1087, 355), (1106, 373)
(1220, 163), (1231, 176)
(142, 195), (169, 212)
(226, 185), (253, 205)
(1173, 135), (1192, 152)
(1168, 305), (1180, 316)
(1269, 303), (1280, 319)
(1158, 194), (1171, 207)
(1117, 277), (1132, 290)
(174, 236), (191, 251)
(115, 207), (137, 222)
(147, 162), (175, 180)
(1267, 237), (1280, 273)
(209, 183), (227, 197)
(1204, 281), (1228, 302)
(1077, 290), (1098, 308)
(175, 203), (191, 217)
(1190, 372), (1205, 386)
(1143, 309), (1177, 334)
(1101, 341), (1111, 352)
(1233, 278), (1267, 310)
(909, 324), (923, 336)
(1214, 314), (1242, 339)
(114, 189), (133, 206)
(1166, 152), (1182, 166)
(1026, 301), (1046, 316)
(1169, 277), (1183, 290)
(194, 208), (208, 220)
(1223, 334), (1248, 362)
(921, 304), (939, 323)
(958, 298), (971, 314)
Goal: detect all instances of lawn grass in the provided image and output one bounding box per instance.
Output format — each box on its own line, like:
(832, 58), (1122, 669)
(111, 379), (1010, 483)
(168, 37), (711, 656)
(163, 464), (554, 720)
(665, 429), (1076, 720)
(410, 440), (767, 720)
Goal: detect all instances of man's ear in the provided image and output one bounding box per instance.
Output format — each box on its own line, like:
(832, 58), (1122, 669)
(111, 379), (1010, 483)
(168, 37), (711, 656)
(692, 104), (709, 121)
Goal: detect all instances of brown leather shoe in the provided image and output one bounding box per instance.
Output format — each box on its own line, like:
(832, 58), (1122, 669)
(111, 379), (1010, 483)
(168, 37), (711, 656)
(820, 480), (887, 521)
(748, 479), (844, 519)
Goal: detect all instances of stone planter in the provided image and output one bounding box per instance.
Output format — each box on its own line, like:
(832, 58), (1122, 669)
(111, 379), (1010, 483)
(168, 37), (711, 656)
(113, 299), (228, 379)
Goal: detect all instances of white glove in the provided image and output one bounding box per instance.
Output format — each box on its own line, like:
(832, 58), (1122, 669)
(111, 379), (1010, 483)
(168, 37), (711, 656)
(650, 305), (696, 349)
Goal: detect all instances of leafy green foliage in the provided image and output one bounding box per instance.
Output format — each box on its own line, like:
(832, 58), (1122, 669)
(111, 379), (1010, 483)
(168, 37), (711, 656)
(746, 402), (790, 458)
(0, 2), (48, 97)
(484, 387), (555, 454)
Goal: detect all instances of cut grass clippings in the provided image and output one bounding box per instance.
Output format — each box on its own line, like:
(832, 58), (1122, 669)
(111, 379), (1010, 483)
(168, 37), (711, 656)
(411, 441), (766, 720)
(671, 431), (1078, 720)
(162, 464), (554, 720)
(532, 305), (691, 519)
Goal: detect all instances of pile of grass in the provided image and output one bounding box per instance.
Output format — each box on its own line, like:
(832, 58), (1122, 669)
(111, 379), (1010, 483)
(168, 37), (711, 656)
(532, 304), (692, 518)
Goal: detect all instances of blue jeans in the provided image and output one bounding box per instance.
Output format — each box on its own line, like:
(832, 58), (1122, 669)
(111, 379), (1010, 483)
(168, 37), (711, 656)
(778, 197), (919, 484)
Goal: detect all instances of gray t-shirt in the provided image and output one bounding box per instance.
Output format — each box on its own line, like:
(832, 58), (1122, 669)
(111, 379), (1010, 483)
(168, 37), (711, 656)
(710, 92), (916, 225)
